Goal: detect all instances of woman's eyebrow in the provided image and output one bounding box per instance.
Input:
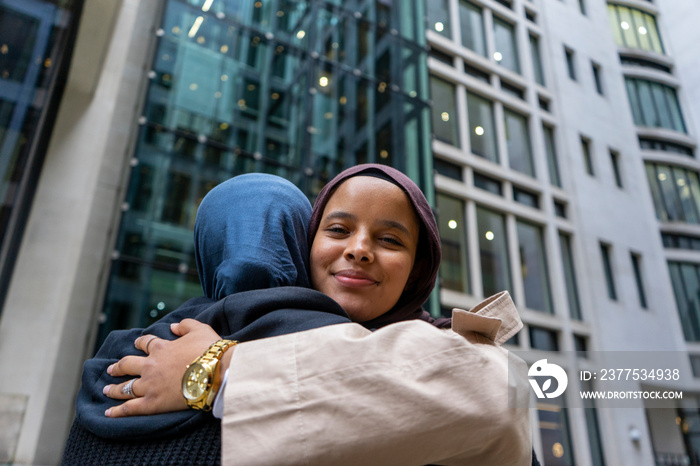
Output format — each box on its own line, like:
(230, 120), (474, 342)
(377, 220), (411, 236)
(324, 211), (356, 222)
(324, 211), (412, 236)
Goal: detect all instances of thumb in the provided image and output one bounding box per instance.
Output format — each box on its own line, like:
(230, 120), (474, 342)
(171, 318), (200, 336)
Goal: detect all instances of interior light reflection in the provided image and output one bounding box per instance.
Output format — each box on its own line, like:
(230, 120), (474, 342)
(189, 16), (204, 38)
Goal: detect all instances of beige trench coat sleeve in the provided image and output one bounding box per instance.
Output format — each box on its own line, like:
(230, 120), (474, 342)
(221, 291), (531, 466)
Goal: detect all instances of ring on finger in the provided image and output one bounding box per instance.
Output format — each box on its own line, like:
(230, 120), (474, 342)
(144, 335), (158, 354)
(122, 379), (136, 399)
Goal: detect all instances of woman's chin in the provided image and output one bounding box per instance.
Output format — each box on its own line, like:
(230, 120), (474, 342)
(343, 305), (386, 323)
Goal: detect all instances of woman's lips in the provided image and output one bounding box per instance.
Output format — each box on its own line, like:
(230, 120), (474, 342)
(332, 270), (378, 288)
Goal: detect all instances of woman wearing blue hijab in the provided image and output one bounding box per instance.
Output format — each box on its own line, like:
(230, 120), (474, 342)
(67, 173), (352, 457)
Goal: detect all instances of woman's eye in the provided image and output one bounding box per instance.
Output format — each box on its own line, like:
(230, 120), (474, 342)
(326, 226), (348, 234)
(381, 237), (403, 247)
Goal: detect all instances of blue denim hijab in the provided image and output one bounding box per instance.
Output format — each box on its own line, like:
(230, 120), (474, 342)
(195, 172), (312, 298)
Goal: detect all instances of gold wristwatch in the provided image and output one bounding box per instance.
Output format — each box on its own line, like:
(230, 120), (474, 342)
(182, 339), (237, 411)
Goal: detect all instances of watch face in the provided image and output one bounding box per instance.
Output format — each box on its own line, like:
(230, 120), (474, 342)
(182, 363), (210, 401)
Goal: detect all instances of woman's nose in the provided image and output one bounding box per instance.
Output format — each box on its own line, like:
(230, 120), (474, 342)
(344, 233), (373, 263)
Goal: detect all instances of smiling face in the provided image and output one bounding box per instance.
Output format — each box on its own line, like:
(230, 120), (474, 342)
(310, 176), (420, 322)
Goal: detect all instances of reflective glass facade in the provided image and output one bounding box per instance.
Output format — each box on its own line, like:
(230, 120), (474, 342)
(98, 0), (433, 343)
(0, 0), (82, 309)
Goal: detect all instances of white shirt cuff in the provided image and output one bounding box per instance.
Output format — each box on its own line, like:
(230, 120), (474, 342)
(212, 368), (229, 419)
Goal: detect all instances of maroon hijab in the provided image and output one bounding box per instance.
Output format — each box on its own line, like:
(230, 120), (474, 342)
(308, 164), (451, 329)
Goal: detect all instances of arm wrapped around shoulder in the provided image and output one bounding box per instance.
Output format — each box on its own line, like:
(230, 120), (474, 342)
(222, 293), (531, 466)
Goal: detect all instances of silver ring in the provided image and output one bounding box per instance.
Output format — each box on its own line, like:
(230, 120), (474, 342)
(122, 379), (136, 398)
(144, 335), (158, 354)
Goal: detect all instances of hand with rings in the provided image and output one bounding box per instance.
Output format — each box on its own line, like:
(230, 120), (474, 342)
(102, 319), (224, 418)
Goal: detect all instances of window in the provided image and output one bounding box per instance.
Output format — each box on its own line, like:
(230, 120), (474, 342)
(610, 150), (623, 187)
(625, 78), (686, 133)
(529, 34), (545, 86)
(493, 16), (520, 74)
(459, 1), (486, 57)
(430, 76), (461, 147)
(500, 80), (525, 100)
(467, 92), (498, 162)
(560, 233), (582, 320)
(494, 0), (513, 9)
(631, 252), (648, 309)
(690, 355), (700, 378)
(639, 137), (694, 156)
(582, 381), (607, 466)
(434, 158), (463, 181)
(578, 0), (587, 16)
(668, 262), (700, 341)
(645, 163), (700, 224)
(477, 206), (512, 297)
(592, 61), (604, 95)
(538, 396), (575, 465)
(530, 326), (558, 351)
(565, 47), (576, 80)
(513, 187), (539, 209)
(600, 242), (617, 300)
(437, 194), (470, 293)
(474, 172), (503, 195)
(619, 56), (670, 73)
(0, 0), (83, 311)
(582, 136), (594, 175)
(543, 125), (561, 187)
(554, 201), (567, 218)
(517, 220), (553, 313)
(429, 48), (453, 65)
(464, 63), (491, 82)
(426, 0), (451, 38)
(504, 109), (534, 177)
(607, 4), (664, 54)
(574, 334), (588, 354)
(525, 9), (537, 23)
(662, 233), (700, 251)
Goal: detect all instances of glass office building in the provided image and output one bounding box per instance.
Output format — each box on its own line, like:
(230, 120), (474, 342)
(98, 0), (434, 342)
(0, 0), (82, 309)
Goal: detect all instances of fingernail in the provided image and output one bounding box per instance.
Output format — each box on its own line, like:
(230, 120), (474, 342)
(103, 385), (110, 395)
(105, 408), (111, 417)
(107, 364), (114, 375)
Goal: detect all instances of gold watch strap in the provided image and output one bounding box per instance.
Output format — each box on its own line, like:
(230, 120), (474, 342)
(202, 339), (237, 360)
